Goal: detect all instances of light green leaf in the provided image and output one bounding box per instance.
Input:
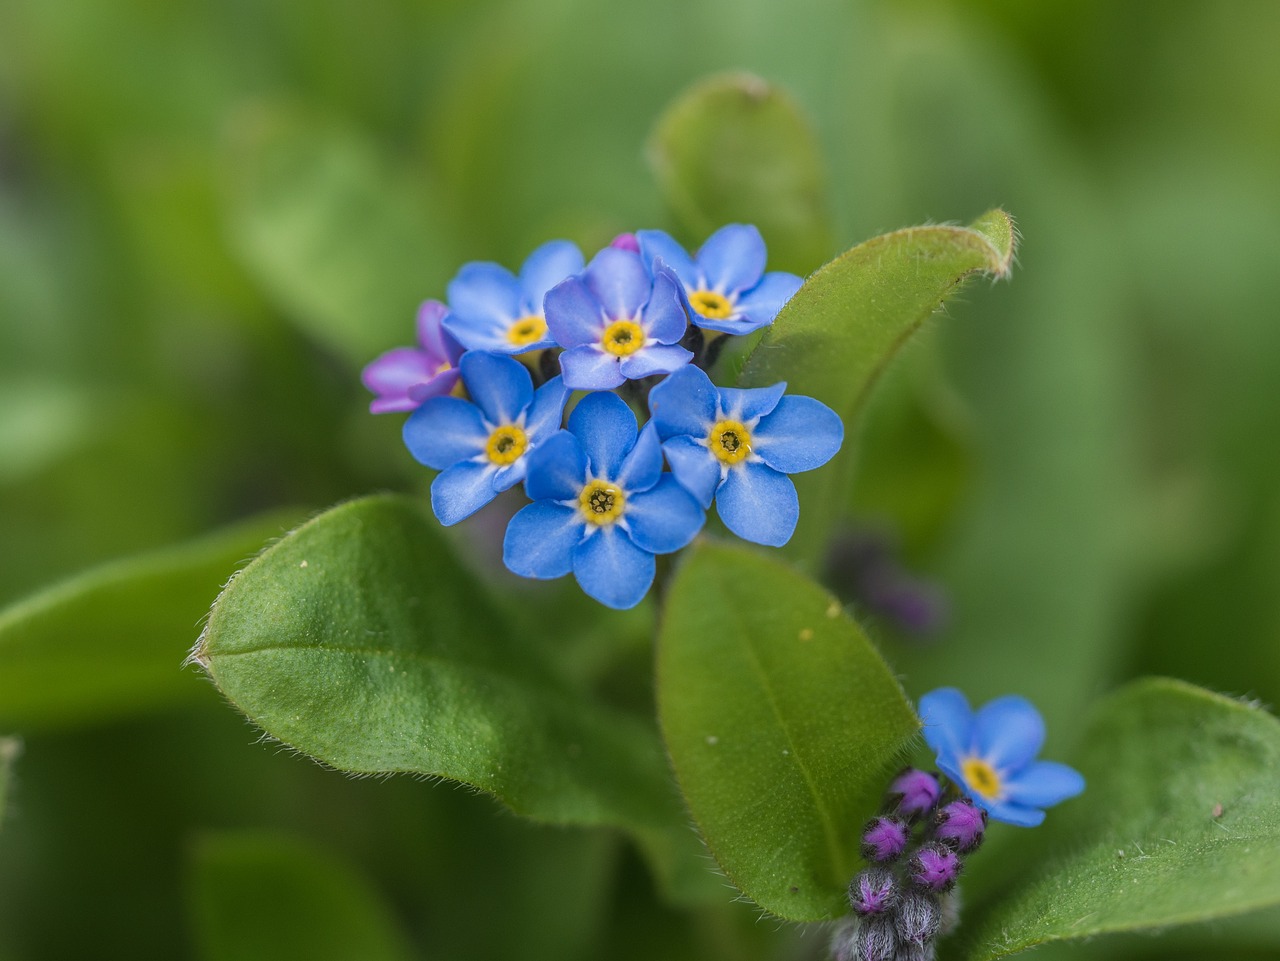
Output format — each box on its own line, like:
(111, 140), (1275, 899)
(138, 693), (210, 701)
(735, 210), (1015, 564)
(0, 737), (19, 829)
(0, 509), (302, 730)
(647, 71), (834, 274)
(193, 494), (715, 902)
(657, 540), (920, 921)
(957, 678), (1280, 960)
(189, 833), (413, 961)
(223, 107), (458, 364)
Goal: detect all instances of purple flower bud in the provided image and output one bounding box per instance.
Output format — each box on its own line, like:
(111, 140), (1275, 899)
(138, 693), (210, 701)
(935, 799), (987, 853)
(896, 943), (937, 961)
(609, 232), (640, 252)
(908, 842), (961, 893)
(895, 890), (941, 946)
(848, 867), (900, 917)
(861, 815), (910, 862)
(887, 768), (941, 820)
(854, 915), (899, 961)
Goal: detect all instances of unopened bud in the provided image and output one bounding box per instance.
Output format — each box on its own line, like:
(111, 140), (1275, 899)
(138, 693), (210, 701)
(934, 799), (987, 853)
(895, 890), (941, 946)
(848, 866), (900, 917)
(855, 915), (899, 961)
(886, 768), (941, 821)
(861, 815), (910, 862)
(908, 842), (961, 894)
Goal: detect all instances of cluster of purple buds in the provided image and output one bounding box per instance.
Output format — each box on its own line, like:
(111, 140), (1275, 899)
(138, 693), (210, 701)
(362, 226), (845, 609)
(831, 768), (987, 961)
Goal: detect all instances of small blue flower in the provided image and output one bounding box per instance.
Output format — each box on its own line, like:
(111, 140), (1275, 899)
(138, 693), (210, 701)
(403, 351), (568, 526)
(647, 364), (843, 547)
(503, 391), (704, 609)
(442, 239), (584, 354)
(543, 247), (692, 390)
(635, 224), (802, 335)
(918, 688), (1085, 827)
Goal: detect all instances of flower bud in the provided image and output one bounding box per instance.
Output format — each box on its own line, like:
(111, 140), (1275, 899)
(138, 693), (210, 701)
(895, 890), (941, 946)
(886, 768), (941, 820)
(934, 799), (987, 853)
(896, 942), (937, 961)
(908, 842), (961, 893)
(848, 866), (900, 916)
(861, 815), (910, 862)
(854, 915), (899, 961)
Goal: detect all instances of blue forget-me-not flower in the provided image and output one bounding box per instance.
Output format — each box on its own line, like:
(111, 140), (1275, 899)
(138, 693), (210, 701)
(919, 687), (1085, 827)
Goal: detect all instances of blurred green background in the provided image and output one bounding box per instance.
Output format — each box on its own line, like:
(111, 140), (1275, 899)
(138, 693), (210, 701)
(1, 0), (1278, 958)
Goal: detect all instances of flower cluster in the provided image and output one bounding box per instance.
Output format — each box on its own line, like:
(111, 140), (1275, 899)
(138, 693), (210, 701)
(363, 225), (843, 608)
(832, 690), (1084, 961)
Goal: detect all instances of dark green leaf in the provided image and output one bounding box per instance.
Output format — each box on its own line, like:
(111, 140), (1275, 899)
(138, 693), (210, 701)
(193, 494), (716, 902)
(957, 678), (1280, 959)
(224, 108), (458, 365)
(0, 509), (303, 730)
(735, 210), (1015, 564)
(657, 540), (919, 920)
(189, 833), (413, 961)
(647, 72), (833, 274)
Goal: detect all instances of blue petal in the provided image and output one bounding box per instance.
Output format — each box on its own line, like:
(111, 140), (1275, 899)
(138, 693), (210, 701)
(661, 436), (720, 508)
(618, 343), (693, 380)
(647, 364), (716, 440)
(983, 800), (1046, 828)
(559, 346), (624, 391)
(568, 391), (637, 479)
(447, 262), (521, 324)
(735, 271), (803, 326)
(572, 528), (655, 609)
(718, 382), (786, 423)
(973, 696), (1046, 771)
(431, 461), (499, 526)
(583, 247), (650, 319)
(544, 276), (604, 348)
(615, 421), (663, 493)
(524, 375), (569, 441)
(753, 395), (844, 473)
(691, 309), (774, 336)
(642, 267), (690, 343)
(918, 688), (975, 762)
(519, 239), (585, 309)
(715, 461), (798, 547)
(636, 229), (698, 282)
(625, 476), (705, 554)
(460, 351), (533, 425)
(490, 461), (526, 492)
(503, 501), (581, 579)
(403, 397), (486, 470)
(524, 430), (587, 502)
(442, 313), (537, 354)
(696, 224), (767, 294)
(1003, 761), (1086, 808)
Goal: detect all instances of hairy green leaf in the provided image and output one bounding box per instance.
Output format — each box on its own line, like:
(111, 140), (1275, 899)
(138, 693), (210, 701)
(957, 678), (1280, 959)
(648, 71), (833, 274)
(734, 210), (1015, 564)
(189, 833), (413, 961)
(224, 108), (457, 364)
(194, 494), (715, 901)
(657, 540), (919, 920)
(0, 510), (302, 729)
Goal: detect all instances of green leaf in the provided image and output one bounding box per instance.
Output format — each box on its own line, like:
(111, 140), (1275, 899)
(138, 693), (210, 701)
(647, 72), (834, 274)
(735, 209), (1015, 564)
(657, 540), (920, 921)
(0, 737), (19, 829)
(193, 494), (715, 902)
(223, 107), (458, 365)
(189, 833), (413, 961)
(0, 509), (303, 730)
(957, 678), (1280, 960)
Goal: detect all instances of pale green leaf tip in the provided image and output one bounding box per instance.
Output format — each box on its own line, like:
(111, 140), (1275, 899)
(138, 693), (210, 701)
(966, 208), (1018, 280)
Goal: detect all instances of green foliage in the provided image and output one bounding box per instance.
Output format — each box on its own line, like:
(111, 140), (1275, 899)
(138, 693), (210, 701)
(647, 72), (833, 273)
(189, 833), (414, 961)
(658, 540), (919, 920)
(0, 509), (302, 730)
(0, 738), (18, 829)
(958, 679), (1280, 959)
(194, 494), (714, 901)
(736, 210), (1015, 564)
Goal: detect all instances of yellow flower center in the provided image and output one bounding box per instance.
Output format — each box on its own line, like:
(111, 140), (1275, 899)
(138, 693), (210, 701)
(707, 419), (752, 465)
(507, 315), (547, 346)
(600, 319), (646, 357)
(578, 479), (626, 525)
(961, 757), (1003, 801)
(689, 289), (733, 320)
(485, 425), (528, 466)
